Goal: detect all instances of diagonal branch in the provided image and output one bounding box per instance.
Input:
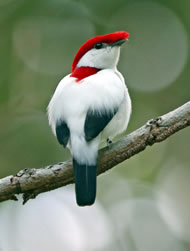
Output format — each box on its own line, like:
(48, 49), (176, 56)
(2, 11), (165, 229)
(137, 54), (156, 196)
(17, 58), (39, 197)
(0, 101), (190, 204)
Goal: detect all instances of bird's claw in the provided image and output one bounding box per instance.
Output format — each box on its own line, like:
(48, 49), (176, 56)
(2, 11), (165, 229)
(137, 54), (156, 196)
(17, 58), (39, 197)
(107, 138), (112, 147)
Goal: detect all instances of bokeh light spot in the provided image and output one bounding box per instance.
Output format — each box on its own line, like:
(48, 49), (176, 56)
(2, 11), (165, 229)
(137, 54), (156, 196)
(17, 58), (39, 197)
(110, 2), (188, 92)
(13, 17), (94, 75)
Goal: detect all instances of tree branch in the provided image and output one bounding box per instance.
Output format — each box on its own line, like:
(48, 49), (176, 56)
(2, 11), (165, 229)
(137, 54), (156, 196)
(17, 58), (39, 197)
(0, 101), (190, 204)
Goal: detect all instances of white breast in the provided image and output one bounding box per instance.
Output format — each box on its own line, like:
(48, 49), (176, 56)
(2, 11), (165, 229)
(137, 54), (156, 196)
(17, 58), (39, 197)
(48, 69), (131, 137)
(47, 69), (131, 164)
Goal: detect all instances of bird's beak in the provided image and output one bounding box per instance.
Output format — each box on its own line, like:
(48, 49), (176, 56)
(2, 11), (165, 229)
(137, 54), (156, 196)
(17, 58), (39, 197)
(111, 39), (127, 47)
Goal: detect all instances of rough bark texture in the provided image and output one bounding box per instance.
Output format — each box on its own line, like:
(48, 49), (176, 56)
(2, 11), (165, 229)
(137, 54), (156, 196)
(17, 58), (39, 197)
(0, 101), (190, 204)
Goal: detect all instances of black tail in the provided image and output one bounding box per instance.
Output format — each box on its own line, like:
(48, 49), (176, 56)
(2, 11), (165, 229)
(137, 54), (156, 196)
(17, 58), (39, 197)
(73, 159), (97, 206)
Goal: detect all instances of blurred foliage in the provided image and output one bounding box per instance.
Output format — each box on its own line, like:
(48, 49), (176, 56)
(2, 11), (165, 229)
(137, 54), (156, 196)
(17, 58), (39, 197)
(0, 0), (189, 176)
(0, 0), (190, 249)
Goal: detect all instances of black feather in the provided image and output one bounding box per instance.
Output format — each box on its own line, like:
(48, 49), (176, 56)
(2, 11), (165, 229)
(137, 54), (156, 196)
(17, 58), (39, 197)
(73, 158), (96, 206)
(84, 108), (118, 141)
(56, 121), (70, 147)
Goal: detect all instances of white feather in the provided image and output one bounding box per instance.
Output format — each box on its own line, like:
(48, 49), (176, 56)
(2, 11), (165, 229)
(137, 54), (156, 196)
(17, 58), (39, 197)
(48, 46), (131, 165)
(77, 46), (120, 69)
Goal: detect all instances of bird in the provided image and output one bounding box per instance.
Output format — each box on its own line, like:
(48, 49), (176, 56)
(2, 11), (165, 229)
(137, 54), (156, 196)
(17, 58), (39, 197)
(47, 31), (132, 206)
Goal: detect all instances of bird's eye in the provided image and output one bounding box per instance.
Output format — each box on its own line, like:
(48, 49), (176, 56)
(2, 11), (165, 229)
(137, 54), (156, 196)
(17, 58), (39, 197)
(94, 43), (103, 49)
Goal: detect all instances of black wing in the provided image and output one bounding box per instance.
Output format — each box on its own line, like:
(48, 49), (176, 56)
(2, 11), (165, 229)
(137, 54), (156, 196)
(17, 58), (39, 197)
(84, 108), (118, 142)
(56, 121), (70, 147)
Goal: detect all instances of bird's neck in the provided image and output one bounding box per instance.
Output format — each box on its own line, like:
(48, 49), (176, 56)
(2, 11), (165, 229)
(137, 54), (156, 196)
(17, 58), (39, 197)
(70, 67), (101, 82)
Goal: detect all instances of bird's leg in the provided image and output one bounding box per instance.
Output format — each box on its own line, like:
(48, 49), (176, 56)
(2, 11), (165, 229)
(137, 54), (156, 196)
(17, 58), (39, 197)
(106, 138), (112, 147)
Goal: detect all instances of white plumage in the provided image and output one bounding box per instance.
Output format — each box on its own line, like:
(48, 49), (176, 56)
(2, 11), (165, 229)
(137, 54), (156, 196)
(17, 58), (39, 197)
(48, 69), (131, 165)
(47, 31), (131, 206)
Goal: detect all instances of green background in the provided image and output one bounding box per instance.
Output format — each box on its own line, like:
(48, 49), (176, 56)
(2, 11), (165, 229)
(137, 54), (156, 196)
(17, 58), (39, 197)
(0, 0), (190, 250)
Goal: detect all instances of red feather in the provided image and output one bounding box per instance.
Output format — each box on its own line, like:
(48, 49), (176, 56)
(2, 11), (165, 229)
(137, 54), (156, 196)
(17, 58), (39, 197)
(72, 31), (130, 72)
(70, 67), (100, 82)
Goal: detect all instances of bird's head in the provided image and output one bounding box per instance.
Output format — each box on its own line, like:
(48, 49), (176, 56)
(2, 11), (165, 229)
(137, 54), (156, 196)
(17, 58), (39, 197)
(72, 31), (130, 71)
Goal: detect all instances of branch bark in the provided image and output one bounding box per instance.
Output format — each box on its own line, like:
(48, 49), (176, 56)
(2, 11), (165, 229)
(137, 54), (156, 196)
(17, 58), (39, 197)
(0, 101), (190, 204)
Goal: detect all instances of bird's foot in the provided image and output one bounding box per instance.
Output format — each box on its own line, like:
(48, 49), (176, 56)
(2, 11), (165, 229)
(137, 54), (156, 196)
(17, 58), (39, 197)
(106, 138), (112, 147)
